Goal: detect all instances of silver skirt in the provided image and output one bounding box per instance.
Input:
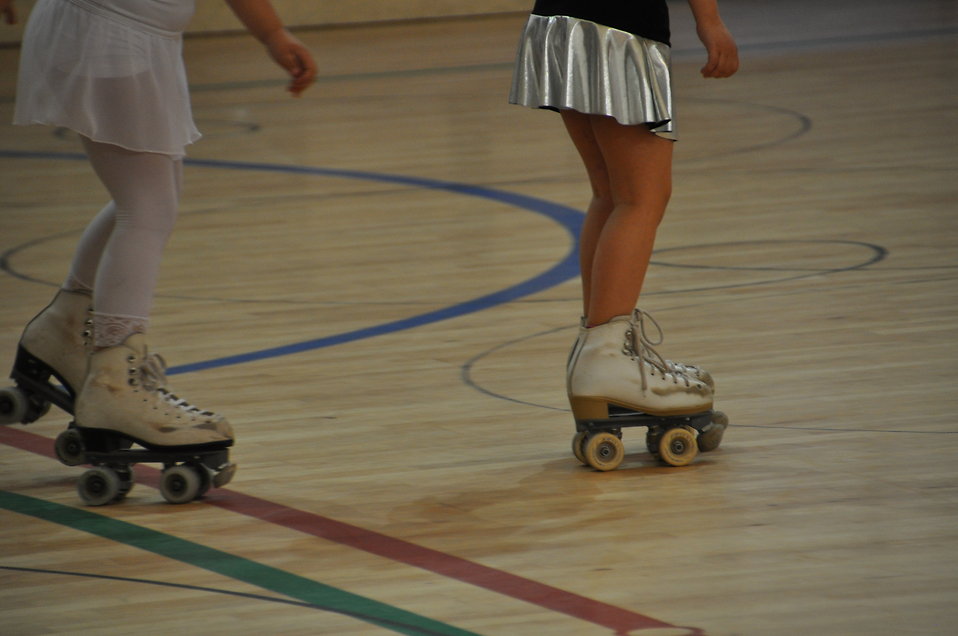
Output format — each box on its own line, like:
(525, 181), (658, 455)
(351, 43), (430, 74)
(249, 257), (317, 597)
(509, 14), (676, 139)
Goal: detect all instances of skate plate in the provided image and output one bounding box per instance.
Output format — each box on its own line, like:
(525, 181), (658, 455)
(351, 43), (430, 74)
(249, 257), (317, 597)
(0, 346), (75, 425)
(572, 407), (729, 472)
(55, 424), (236, 506)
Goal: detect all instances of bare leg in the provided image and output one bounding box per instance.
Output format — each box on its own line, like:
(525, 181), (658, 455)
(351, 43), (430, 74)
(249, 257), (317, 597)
(561, 112), (673, 326)
(560, 110), (613, 318)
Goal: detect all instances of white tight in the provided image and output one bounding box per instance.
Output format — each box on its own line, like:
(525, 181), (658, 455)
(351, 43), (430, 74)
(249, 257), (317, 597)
(65, 137), (182, 347)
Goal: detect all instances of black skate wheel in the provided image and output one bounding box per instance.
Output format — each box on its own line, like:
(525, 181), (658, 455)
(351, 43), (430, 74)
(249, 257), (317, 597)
(54, 428), (86, 466)
(25, 393), (52, 422)
(160, 465), (202, 504)
(0, 386), (29, 425)
(114, 466), (135, 501)
(78, 467), (122, 506)
(583, 432), (625, 472)
(697, 411), (729, 452)
(657, 426), (698, 467)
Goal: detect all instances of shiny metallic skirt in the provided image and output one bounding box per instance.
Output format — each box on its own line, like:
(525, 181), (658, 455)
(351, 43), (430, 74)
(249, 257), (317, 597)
(509, 14), (676, 139)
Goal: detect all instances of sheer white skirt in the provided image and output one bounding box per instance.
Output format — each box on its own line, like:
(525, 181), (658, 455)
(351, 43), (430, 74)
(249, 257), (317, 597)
(14, 0), (200, 156)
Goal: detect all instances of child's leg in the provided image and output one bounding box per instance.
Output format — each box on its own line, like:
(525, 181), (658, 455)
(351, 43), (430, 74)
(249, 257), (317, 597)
(79, 137), (182, 348)
(72, 138), (232, 446)
(584, 115), (673, 326)
(63, 202), (115, 293)
(560, 110), (614, 318)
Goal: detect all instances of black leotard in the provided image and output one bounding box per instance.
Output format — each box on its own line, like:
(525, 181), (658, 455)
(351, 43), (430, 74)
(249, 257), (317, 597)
(531, 0), (671, 46)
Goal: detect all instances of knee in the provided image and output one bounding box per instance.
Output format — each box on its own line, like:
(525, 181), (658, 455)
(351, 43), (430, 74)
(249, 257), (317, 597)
(114, 201), (179, 237)
(590, 191), (614, 216)
(613, 199), (668, 228)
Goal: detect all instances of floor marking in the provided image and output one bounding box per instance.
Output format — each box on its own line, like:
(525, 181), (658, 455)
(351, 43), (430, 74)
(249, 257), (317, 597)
(0, 490), (477, 636)
(0, 150), (583, 375)
(0, 426), (702, 635)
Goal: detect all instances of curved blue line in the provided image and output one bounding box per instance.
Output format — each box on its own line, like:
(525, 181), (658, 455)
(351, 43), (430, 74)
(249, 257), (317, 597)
(0, 150), (583, 374)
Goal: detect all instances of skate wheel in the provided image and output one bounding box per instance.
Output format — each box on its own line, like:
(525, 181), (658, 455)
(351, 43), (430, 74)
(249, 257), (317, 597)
(160, 465), (202, 504)
(77, 467), (122, 506)
(572, 431), (589, 464)
(583, 432), (625, 472)
(0, 386), (29, 425)
(184, 462), (213, 497)
(26, 394), (52, 422)
(697, 411), (729, 452)
(54, 428), (86, 466)
(657, 426), (698, 467)
(114, 466), (135, 501)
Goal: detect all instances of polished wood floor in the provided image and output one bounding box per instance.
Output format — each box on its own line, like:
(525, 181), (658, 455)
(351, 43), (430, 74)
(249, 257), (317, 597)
(1, 1), (957, 634)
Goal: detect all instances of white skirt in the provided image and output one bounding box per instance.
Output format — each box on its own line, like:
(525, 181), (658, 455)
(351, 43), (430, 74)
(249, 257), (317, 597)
(14, 0), (200, 156)
(509, 14), (676, 140)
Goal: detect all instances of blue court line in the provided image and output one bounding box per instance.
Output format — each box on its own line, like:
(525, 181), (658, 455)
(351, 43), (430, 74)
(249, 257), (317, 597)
(0, 150), (583, 375)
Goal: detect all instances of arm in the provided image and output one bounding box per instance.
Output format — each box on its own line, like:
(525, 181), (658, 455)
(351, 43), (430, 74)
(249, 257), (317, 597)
(1, 0), (16, 25)
(687, 0), (739, 78)
(224, 0), (317, 96)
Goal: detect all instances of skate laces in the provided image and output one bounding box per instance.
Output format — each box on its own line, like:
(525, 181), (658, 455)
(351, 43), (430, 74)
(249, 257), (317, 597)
(625, 310), (697, 389)
(135, 353), (215, 417)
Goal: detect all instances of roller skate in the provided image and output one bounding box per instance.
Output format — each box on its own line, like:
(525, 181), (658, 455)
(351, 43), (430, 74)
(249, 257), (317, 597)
(0, 290), (92, 424)
(57, 334), (236, 505)
(567, 311), (715, 393)
(568, 310), (728, 472)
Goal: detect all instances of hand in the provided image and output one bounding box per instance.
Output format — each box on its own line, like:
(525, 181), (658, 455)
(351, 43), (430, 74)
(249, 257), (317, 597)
(0, 0), (17, 25)
(696, 20), (739, 78)
(263, 29), (317, 96)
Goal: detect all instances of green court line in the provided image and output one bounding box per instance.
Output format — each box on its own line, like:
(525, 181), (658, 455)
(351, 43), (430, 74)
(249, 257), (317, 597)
(0, 491), (479, 636)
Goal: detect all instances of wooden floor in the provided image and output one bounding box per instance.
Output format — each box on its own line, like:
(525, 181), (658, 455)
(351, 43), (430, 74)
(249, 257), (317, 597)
(2, 1), (957, 634)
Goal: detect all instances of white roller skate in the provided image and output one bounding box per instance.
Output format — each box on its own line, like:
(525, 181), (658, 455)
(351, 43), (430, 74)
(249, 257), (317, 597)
(632, 309), (714, 391)
(0, 289), (92, 424)
(568, 310), (728, 471)
(566, 311), (714, 394)
(60, 334), (236, 505)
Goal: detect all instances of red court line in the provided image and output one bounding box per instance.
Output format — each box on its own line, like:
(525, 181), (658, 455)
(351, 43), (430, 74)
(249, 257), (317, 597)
(1, 426), (702, 635)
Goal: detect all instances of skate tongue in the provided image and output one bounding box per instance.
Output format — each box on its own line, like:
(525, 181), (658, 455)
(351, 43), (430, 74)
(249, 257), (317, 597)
(138, 354), (168, 391)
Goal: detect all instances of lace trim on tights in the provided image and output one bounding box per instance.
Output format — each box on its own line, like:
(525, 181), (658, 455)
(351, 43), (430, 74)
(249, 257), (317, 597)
(92, 312), (149, 348)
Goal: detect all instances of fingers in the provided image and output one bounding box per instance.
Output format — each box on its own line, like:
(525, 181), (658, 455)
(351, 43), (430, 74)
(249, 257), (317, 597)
(695, 21), (739, 79)
(285, 47), (317, 96)
(700, 43), (739, 78)
(266, 33), (317, 96)
(701, 52), (738, 78)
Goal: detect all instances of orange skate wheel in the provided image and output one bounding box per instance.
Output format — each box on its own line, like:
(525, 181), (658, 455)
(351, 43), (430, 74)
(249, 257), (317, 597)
(583, 432), (624, 471)
(657, 426), (698, 467)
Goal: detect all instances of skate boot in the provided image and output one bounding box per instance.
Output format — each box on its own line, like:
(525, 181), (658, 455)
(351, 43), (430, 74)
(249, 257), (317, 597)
(62, 334), (236, 505)
(566, 312), (714, 395)
(565, 318), (588, 395)
(634, 309), (714, 391)
(568, 311), (725, 471)
(569, 312), (712, 420)
(74, 334), (233, 448)
(0, 289), (92, 424)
